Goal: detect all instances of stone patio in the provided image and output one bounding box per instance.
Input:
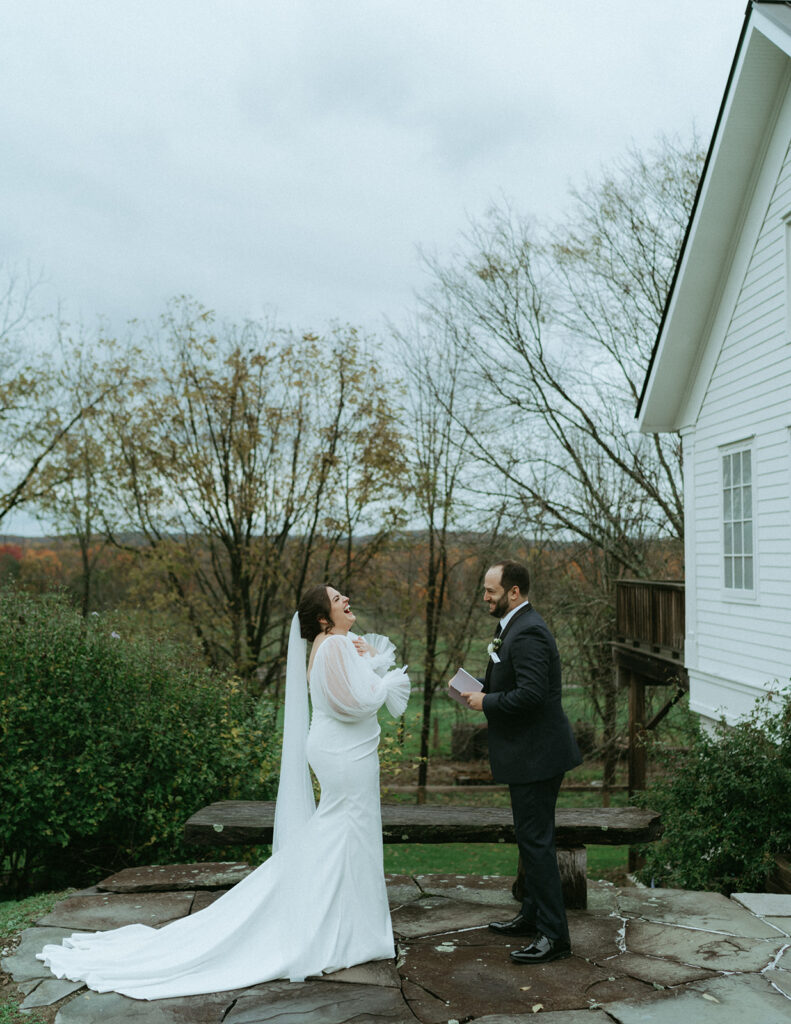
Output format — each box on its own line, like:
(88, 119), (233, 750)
(2, 863), (790, 1022)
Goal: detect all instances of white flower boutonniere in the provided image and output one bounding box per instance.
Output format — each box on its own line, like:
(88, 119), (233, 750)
(487, 637), (502, 659)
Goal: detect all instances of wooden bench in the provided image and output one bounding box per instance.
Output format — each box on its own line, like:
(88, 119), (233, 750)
(184, 802), (661, 909)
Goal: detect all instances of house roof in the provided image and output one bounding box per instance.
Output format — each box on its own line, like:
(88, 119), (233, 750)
(636, 1), (791, 433)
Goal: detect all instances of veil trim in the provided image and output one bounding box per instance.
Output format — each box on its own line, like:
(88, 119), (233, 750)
(272, 612), (315, 853)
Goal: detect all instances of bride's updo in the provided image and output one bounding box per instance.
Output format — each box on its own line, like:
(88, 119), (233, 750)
(298, 584), (334, 641)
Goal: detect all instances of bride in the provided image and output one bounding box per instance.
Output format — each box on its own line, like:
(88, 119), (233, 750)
(37, 584), (410, 999)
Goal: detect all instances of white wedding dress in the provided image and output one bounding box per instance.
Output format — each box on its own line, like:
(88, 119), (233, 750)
(37, 622), (409, 1000)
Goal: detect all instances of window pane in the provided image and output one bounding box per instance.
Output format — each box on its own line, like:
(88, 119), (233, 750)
(724, 556), (733, 588)
(724, 489), (732, 520)
(744, 557), (754, 590)
(733, 453), (742, 485)
(743, 520), (753, 555)
(724, 522), (733, 554)
(734, 559), (743, 589)
(723, 454), (732, 487)
(743, 485), (752, 517)
(733, 488), (742, 520)
(742, 450), (751, 484)
(734, 523), (742, 555)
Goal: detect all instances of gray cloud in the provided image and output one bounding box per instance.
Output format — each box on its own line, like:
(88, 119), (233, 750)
(0, 0), (746, 337)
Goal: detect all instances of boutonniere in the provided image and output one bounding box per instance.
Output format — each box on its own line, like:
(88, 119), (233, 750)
(487, 638), (502, 657)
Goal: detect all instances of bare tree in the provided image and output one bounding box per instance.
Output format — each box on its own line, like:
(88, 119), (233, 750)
(101, 302), (405, 687)
(416, 135), (703, 781)
(31, 333), (129, 614)
(0, 268), (65, 523)
(396, 315), (506, 799)
(421, 136), (702, 568)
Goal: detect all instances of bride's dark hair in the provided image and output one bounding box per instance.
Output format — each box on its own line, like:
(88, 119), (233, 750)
(298, 584), (334, 641)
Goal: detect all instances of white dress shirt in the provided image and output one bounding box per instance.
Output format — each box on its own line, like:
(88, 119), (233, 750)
(499, 599), (530, 632)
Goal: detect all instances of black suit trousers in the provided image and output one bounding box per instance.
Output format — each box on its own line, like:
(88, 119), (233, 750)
(508, 774), (569, 943)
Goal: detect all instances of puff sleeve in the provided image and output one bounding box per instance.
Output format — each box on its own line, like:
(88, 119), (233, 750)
(360, 632), (397, 676)
(314, 635), (410, 721)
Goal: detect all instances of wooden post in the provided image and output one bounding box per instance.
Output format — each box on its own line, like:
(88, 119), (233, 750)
(628, 671), (646, 796)
(628, 670), (646, 873)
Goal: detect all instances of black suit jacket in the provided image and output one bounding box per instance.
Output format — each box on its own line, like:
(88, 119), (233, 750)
(482, 604), (582, 784)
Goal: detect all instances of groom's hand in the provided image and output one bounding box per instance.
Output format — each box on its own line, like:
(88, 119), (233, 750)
(463, 692), (485, 711)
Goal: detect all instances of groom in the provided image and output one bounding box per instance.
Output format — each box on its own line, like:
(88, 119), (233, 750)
(460, 560), (581, 964)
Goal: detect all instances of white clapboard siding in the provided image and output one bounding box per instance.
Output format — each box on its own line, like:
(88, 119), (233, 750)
(688, 122), (791, 722)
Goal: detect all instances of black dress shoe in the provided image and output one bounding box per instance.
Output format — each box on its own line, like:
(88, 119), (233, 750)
(488, 913), (537, 936)
(510, 933), (571, 964)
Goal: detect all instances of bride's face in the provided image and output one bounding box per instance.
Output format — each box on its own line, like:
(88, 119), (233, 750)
(325, 587), (356, 633)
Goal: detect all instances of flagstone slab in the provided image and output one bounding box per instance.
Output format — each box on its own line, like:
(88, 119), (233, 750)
(320, 959), (400, 987)
(415, 874), (515, 908)
(404, 925), (525, 953)
(399, 938), (652, 1020)
(765, 966), (791, 999)
(54, 987), (239, 1023)
(223, 979), (413, 1023)
(606, 972), (791, 1024)
(472, 1012), (614, 1024)
(731, 892), (791, 917)
(625, 918), (787, 972)
(775, 944), (791, 970)
(401, 976), (455, 1022)
(385, 873), (422, 908)
(585, 882), (620, 917)
(20, 976), (84, 1008)
(97, 862), (252, 893)
(615, 887), (779, 937)
(191, 891), (227, 913)
(37, 892), (194, 930)
(391, 895), (497, 938)
(766, 918), (791, 935)
(566, 910), (624, 960)
(17, 978), (43, 995)
(589, 950), (716, 987)
(401, 974), (456, 1024)
(2, 927), (74, 981)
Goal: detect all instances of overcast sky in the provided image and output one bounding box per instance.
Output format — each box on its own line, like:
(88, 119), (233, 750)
(1, 0), (749, 534)
(1, 0), (748, 337)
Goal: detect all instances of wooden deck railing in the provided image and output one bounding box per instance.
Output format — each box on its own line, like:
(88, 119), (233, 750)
(615, 579), (684, 657)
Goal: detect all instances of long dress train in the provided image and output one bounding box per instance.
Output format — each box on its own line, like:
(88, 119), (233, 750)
(36, 630), (409, 1000)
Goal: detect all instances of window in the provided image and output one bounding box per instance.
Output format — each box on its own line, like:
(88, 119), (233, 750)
(723, 448), (753, 591)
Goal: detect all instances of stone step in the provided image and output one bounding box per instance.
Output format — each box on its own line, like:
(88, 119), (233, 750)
(97, 862), (253, 893)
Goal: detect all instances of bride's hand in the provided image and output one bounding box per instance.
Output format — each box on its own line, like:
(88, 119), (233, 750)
(352, 636), (372, 657)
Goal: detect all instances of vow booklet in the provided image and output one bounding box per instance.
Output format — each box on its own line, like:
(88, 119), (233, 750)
(448, 667), (483, 706)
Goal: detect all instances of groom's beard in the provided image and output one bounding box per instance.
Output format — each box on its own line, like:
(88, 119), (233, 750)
(489, 593), (511, 619)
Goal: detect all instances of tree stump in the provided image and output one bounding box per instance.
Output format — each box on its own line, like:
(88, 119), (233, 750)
(511, 848), (588, 910)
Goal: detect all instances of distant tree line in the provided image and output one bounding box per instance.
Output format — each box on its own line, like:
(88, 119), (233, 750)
(0, 133), (701, 782)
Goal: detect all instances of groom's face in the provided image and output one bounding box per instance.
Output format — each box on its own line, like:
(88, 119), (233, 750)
(483, 567), (515, 619)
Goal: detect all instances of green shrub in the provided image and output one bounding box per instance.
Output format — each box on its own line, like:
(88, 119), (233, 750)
(0, 587), (278, 894)
(636, 685), (791, 893)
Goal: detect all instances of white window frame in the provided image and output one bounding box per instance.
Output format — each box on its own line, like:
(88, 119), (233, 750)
(720, 439), (756, 601)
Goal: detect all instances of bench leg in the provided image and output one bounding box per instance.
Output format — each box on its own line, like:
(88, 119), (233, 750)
(512, 846), (587, 910)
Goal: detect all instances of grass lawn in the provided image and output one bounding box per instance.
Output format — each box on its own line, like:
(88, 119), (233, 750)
(0, 889), (73, 1024)
(384, 842), (629, 881)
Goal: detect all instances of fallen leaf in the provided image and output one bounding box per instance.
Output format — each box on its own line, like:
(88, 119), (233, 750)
(701, 993), (720, 1003)
(520, 985), (531, 991)
(532, 1004), (543, 1013)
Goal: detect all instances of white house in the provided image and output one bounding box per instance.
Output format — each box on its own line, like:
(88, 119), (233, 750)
(637, 1), (791, 727)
